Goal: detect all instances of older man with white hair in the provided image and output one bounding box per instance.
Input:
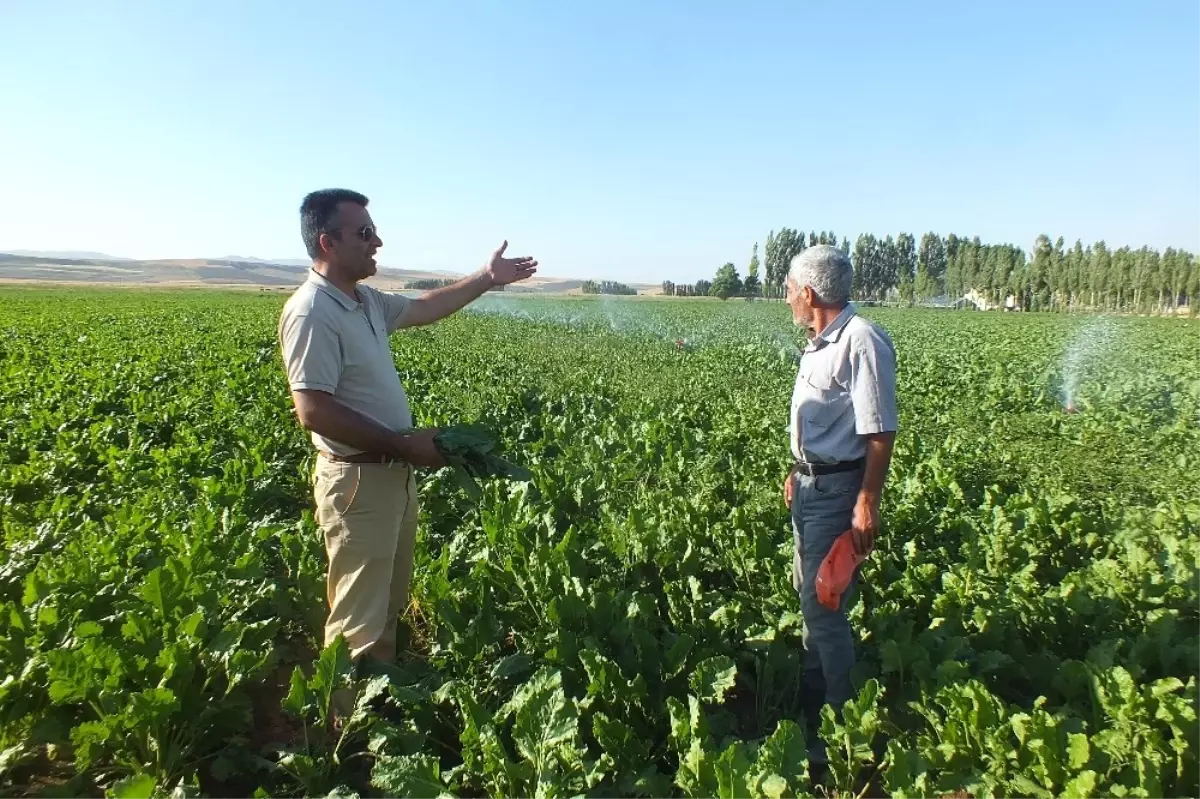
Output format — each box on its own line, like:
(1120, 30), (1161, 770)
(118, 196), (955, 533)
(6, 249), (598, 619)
(782, 244), (897, 772)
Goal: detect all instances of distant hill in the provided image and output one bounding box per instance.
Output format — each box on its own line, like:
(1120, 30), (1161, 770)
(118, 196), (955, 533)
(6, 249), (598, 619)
(0, 252), (655, 294)
(213, 255), (313, 267)
(0, 253), (446, 289)
(2, 249), (128, 261)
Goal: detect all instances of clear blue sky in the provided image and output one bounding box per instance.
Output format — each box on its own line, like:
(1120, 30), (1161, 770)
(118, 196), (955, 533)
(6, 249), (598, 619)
(2, 1), (1197, 284)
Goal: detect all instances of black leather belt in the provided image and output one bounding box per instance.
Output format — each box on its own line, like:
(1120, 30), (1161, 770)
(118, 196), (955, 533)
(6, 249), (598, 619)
(794, 458), (864, 476)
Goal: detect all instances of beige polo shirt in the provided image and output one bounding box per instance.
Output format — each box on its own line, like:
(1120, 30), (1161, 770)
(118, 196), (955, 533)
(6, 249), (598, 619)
(278, 270), (414, 456)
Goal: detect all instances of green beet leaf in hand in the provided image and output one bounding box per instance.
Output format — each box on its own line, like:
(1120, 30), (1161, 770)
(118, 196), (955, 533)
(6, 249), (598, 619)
(430, 424), (533, 500)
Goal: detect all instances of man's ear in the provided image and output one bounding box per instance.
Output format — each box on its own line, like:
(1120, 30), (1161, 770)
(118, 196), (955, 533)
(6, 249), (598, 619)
(318, 231), (337, 257)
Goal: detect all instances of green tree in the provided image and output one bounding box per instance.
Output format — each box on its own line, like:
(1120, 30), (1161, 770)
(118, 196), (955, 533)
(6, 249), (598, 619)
(962, 237), (983, 299)
(582, 280), (636, 296)
(766, 228), (805, 299)
(743, 243), (762, 297)
(852, 235), (869, 299)
(878, 235), (898, 301)
(784, 231), (807, 290)
(985, 246), (1001, 307)
(1009, 246), (1027, 307)
(1167, 248), (1192, 312)
(764, 230), (778, 298)
(1112, 246), (1134, 310)
(750, 226), (1191, 314)
(710, 262), (742, 298)
(1160, 248), (1177, 312)
(944, 234), (962, 298)
(1185, 252), (1198, 315)
(1025, 234), (1053, 311)
(852, 234), (878, 300)
(917, 232), (946, 300)
(1091, 241), (1111, 310)
(1150, 247), (1163, 312)
(407, 278), (456, 290)
(895, 233), (917, 306)
(1067, 240), (1085, 311)
(982, 245), (1014, 309)
(1049, 236), (1066, 310)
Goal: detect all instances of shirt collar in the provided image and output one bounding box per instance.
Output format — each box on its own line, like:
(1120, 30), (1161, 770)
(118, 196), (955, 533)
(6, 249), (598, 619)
(804, 303), (857, 351)
(307, 268), (361, 311)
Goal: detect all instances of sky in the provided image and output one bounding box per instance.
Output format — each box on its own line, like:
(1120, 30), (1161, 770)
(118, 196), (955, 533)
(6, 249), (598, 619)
(1, 1), (1197, 285)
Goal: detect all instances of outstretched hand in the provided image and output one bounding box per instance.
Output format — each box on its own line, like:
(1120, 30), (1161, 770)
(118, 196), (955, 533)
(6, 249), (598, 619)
(486, 241), (538, 286)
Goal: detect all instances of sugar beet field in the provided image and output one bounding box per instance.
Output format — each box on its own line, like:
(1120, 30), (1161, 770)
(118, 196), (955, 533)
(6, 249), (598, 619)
(0, 288), (1197, 798)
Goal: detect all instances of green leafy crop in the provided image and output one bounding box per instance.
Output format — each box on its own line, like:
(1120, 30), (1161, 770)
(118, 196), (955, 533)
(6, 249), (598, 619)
(0, 287), (1195, 798)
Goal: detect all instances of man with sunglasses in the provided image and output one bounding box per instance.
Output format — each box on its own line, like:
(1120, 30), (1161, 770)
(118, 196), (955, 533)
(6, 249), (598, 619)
(278, 188), (537, 696)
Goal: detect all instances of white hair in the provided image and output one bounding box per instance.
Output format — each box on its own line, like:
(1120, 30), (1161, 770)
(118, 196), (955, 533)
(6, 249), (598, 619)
(788, 244), (853, 305)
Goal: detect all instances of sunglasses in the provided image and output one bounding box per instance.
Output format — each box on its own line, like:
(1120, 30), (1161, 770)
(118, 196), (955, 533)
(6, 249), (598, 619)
(329, 224), (377, 243)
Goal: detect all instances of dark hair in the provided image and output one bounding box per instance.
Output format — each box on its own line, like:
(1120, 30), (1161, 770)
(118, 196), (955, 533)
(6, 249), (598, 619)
(300, 189), (368, 260)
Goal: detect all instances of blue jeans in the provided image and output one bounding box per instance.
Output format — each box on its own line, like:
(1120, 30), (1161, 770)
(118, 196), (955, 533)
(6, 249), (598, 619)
(790, 466), (864, 764)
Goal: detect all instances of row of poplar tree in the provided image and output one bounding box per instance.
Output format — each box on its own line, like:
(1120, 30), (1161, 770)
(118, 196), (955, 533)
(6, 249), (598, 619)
(660, 230), (1198, 313)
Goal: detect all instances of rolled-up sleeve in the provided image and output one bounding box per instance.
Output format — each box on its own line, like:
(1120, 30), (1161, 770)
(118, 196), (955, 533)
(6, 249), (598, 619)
(279, 311), (341, 394)
(849, 339), (898, 435)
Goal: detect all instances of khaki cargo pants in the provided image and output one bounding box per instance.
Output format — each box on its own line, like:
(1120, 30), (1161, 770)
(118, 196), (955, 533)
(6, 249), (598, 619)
(313, 456), (420, 668)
